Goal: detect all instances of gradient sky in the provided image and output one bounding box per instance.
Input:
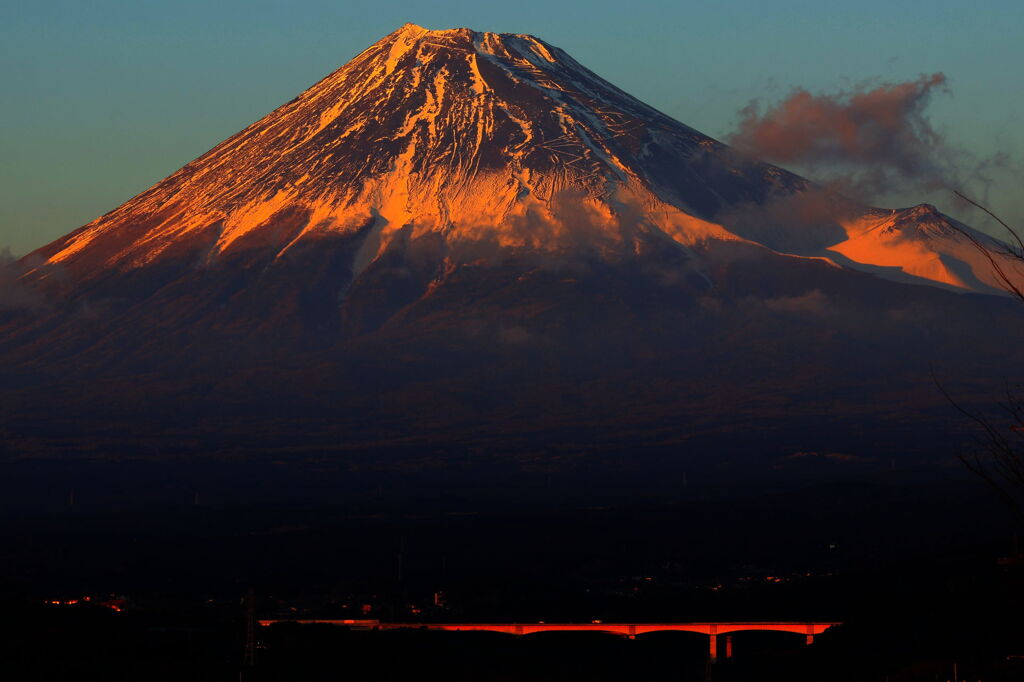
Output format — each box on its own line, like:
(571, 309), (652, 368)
(2, 0), (1021, 256)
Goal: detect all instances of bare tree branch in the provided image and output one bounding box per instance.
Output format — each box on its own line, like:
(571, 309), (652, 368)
(937, 195), (1024, 539)
(944, 198), (1024, 301)
(955, 190), (1024, 257)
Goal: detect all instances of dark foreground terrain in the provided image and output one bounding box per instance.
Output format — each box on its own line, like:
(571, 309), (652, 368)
(2, 455), (1023, 681)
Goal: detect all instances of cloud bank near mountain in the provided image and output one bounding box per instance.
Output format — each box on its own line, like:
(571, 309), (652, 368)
(726, 74), (1012, 208)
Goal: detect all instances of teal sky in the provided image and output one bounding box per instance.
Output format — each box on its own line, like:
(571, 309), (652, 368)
(2, 0), (1021, 255)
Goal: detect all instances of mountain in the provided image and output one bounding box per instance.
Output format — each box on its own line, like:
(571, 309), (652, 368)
(21, 24), (1019, 296)
(2, 25), (1023, 485)
(25, 23), (786, 280)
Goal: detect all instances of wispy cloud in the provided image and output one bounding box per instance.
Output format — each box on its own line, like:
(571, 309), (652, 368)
(0, 248), (48, 312)
(726, 74), (1012, 207)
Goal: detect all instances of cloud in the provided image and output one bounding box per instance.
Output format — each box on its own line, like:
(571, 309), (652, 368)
(714, 187), (854, 254)
(760, 290), (829, 315)
(726, 73), (1010, 205)
(0, 248), (48, 313)
(698, 289), (833, 319)
(446, 188), (689, 273)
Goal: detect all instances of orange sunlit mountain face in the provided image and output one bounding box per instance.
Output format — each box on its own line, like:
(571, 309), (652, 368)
(20, 25), (1018, 301)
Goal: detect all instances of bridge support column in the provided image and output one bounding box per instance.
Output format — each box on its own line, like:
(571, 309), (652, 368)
(725, 634), (733, 659)
(805, 624), (814, 646)
(708, 634), (717, 661)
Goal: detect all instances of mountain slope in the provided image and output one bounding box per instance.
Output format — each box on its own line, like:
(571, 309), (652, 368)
(3, 24), (1024, 473)
(22, 25), (751, 278)
(22, 24), (1018, 303)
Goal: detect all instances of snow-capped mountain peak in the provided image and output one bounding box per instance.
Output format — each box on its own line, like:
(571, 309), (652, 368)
(22, 25), (1019, 299)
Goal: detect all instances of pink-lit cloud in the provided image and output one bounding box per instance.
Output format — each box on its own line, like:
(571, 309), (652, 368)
(727, 73), (1010, 205)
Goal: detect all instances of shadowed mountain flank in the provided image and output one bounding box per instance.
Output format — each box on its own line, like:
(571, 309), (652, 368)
(2, 25), (1023, 474)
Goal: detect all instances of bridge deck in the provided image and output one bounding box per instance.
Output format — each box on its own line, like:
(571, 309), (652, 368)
(259, 619), (841, 637)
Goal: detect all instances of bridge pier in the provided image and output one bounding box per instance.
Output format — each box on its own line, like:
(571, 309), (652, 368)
(725, 634), (733, 659)
(708, 625), (719, 662)
(806, 623), (814, 646)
